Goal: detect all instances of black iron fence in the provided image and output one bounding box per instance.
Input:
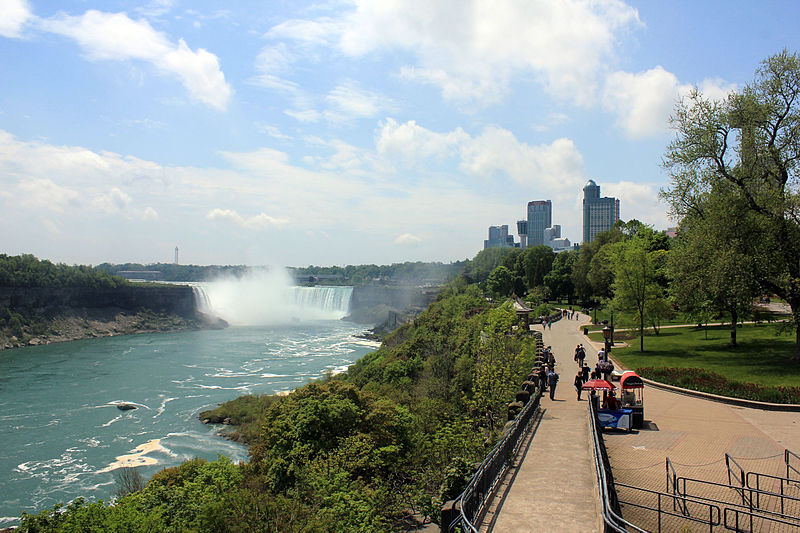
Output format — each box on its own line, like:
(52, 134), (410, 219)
(441, 383), (542, 532)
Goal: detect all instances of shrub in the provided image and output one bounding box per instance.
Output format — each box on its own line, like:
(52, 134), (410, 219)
(637, 367), (800, 404)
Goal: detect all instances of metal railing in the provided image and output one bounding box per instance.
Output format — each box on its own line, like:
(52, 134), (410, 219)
(588, 401), (646, 532)
(787, 449), (800, 485)
(615, 482), (721, 533)
(723, 506), (800, 532)
(443, 384), (542, 532)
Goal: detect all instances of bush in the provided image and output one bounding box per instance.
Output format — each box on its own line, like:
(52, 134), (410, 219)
(637, 367), (800, 404)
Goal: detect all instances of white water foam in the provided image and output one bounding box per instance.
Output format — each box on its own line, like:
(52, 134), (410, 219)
(192, 268), (353, 326)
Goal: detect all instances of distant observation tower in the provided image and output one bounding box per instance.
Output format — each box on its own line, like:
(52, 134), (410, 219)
(174, 246), (179, 265)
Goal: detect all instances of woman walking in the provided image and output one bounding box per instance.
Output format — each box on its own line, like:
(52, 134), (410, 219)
(574, 371), (584, 401)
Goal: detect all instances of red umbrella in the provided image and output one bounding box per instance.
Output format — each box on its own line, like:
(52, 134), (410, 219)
(581, 379), (615, 391)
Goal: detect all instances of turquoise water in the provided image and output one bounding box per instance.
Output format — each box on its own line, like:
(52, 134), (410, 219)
(0, 319), (376, 525)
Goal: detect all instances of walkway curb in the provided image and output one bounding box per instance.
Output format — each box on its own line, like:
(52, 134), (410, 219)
(574, 320), (800, 412)
(636, 376), (800, 412)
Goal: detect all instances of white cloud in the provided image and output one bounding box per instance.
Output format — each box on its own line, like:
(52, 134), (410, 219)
(0, 126), (595, 264)
(206, 208), (289, 230)
(267, 0), (641, 106)
(284, 108), (321, 122)
(0, 0), (32, 38)
(603, 67), (737, 138)
(16, 178), (80, 212)
(92, 187), (132, 213)
(377, 118), (467, 166)
(325, 80), (394, 119)
(395, 233), (422, 245)
(604, 181), (669, 229)
(376, 119), (586, 200)
(256, 123), (292, 139)
(459, 128), (585, 194)
(697, 78), (737, 102)
(41, 10), (231, 110)
(603, 66), (681, 138)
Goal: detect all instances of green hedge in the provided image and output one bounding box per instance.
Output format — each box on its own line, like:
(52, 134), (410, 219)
(637, 367), (800, 404)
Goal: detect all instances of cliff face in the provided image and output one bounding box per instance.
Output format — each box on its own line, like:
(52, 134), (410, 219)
(0, 285), (222, 350)
(346, 285), (439, 327)
(0, 285), (197, 318)
(349, 286), (436, 313)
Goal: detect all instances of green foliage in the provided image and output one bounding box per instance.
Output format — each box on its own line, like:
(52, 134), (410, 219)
(544, 250), (577, 302)
(199, 394), (278, 443)
(611, 237), (667, 351)
(486, 265), (514, 298)
(662, 50), (800, 361)
(637, 367), (800, 404)
(518, 245), (555, 291)
(18, 272), (542, 530)
(0, 254), (126, 288)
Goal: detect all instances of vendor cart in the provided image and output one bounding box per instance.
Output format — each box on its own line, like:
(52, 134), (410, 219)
(619, 371), (644, 429)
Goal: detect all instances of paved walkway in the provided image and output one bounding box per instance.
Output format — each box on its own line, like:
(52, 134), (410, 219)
(487, 313), (603, 532)
(578, 319), (800, 530)
(488, 309), (800, 532)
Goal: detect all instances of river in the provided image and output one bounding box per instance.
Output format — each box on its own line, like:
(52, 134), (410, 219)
(0, 281), (376, 526)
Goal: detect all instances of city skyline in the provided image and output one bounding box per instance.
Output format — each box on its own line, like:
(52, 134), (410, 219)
(2, 1), (800, 266)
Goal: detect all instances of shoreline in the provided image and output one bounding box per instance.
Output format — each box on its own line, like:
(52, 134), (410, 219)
(0, 310), (225, 352)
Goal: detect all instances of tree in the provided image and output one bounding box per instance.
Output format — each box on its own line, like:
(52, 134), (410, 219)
(572, 227), (624, 304)
(486, 266), (514, 298)
(518, 245), (554, 293)
(611, 237), (666, 352)
(544, 250), (577, 302)
(662, 50), (800, 360)
(668, 194), (764, 346)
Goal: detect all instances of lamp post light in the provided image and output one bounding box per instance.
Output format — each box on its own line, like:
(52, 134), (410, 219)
(610, 309), (615, 346)
(602, 324), (611, 361)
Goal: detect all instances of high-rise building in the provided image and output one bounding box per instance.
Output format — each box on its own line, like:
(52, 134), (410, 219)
(484, 225), (516, 249)
(527, 200), (552, 248)
(582, 180), (620, 243)
(516, 220), (528, 249)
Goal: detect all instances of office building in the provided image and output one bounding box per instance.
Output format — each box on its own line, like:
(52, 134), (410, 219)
(527, 200), (552, 247)
(516, 220), (528, 249)
(484, 225), (517, 249)
(582, 180), (620, 243)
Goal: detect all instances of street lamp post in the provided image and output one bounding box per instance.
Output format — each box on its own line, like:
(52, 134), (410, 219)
(602, 324), (611, 361)
(610, 309), (615, 346)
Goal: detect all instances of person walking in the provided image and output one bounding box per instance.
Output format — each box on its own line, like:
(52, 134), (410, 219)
(576, 344), (586, 367)
(581, 362), (591, 383)
(547, 368), (559, 400)
(537, 366), (548, 392)
(574, 371), (584, 401)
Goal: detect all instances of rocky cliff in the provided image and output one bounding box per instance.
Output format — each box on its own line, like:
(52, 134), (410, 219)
(0, 284), (225, 350)
(0, 285), (197, 316)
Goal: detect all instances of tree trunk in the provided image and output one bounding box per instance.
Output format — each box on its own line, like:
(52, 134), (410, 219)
(639, 312), (644, 352)
(729, 307), (738, 347)
(792, 301), (800, 363)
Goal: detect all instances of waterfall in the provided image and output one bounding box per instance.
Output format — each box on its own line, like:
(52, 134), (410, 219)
(190, 270), (353, 326)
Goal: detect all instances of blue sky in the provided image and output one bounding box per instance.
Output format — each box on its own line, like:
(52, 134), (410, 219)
(2, 0), (799, 267)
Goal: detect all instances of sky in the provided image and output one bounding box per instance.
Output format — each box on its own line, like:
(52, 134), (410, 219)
(2, 0), (800, 268)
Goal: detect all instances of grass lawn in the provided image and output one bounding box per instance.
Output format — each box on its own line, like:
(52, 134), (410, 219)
(580, 307), (785, 333)
(592, 323), (800, 388)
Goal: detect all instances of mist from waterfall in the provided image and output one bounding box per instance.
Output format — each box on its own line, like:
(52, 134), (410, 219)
(192, 268), (353, 326)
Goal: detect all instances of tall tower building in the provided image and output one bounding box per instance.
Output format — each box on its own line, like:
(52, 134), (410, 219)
(174, 246), (179, 265)
(582, 180), (620, 243)
(516, 220), (528, 249)
(527, 200), (552, 248)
